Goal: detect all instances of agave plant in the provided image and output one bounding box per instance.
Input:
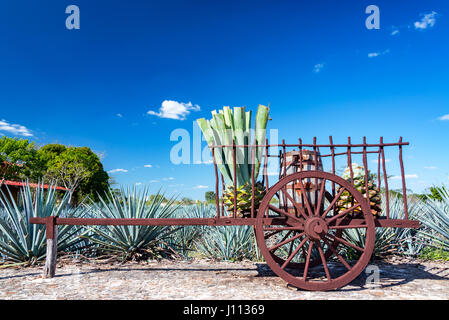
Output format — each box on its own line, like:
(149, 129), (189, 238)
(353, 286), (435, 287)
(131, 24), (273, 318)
(167, 203), (216, 259)
(194, 225), (257, 261)
(0, 183), (86, 266)
(196, 105), (269, 215)
(341, 191), (424, 260)
(82, 187), (180, 261)
(418, 187), (449, 252)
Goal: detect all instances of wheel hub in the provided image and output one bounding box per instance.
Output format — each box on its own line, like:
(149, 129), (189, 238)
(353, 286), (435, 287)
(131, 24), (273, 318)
(304, 217), (328, 240)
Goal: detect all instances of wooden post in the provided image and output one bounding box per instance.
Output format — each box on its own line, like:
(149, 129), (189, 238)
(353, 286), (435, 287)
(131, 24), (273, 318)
(44, 216), (58, 278)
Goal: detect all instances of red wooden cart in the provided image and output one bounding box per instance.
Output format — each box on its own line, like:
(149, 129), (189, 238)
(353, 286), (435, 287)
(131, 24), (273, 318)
(31, 136), (419, 291)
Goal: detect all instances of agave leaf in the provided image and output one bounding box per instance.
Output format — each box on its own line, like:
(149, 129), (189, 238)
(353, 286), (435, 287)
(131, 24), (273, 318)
(0, 182), (84, 264)
(213, 112), (236, 184)
(233, 107), (249, 184)
(197, 118), (232, 184)
(254, 104), (269, 179)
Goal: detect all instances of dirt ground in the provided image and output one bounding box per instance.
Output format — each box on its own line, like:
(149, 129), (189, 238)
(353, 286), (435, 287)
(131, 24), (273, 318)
(0, 256), (448, 300)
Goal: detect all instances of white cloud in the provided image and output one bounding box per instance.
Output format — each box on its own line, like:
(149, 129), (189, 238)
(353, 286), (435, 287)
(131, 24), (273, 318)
(313, 63), (324, 73)
(438, 114), (449, 121)
(108, 168), (128, 173)
(391, 29), (400, 36)
(149, 179), (160, 183)
(144, 164), (153, 168)
(147, 100), (200, 120)
(0, 119), (33, 137)
(135, 182), (142, 186)
(414, 11), (438, 30)
(169, 183), (184, 187)
(162, 177), (175, 181)
(194, 185), (209, 189)
(424, 166), (437, 170)
(390, 174), (418, 180)
(116, 113), (123, 118)
(368, 49), (390, 58)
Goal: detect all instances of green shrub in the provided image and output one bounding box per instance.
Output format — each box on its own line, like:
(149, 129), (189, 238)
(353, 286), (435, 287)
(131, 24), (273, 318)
(418, 247), (449, 261)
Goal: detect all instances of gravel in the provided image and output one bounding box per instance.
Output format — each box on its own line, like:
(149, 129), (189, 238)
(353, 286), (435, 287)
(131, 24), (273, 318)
(0, 256), (448, 300)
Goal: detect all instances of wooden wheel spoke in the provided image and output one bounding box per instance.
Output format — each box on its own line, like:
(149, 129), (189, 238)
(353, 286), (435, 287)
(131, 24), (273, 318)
(268, 232), (305, 253)
(303, 241), (314, 280)
(280, 188), (308, 219)
(323, 238), (352, 271)
(268, 204), (303, 223)
(277, 230), (293, 245)
(264, 229), (284, 240)
(327, 234), (364, 252)
(296, 179), (314, 216)
(288, 237), (295, 257)
(326, 203), (361, 224)
(316, 242), (331, 282)
(281, 237), (308, 269)
(321, 187), (346, 218)
(314, 178), (327, 216)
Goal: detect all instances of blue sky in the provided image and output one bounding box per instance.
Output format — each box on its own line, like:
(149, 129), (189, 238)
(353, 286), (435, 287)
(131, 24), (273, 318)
(0, 0), (448, 199)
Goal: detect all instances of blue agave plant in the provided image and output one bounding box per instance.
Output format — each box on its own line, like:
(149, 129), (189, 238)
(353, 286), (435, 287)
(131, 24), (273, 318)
(0, 182), (86, 265)
(81, 186), (180, 261)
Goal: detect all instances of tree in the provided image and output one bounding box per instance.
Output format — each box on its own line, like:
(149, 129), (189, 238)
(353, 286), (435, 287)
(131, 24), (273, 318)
(146, 194), (169, 204)
(40, 145), (109, 201)
(38, 144), (66, 165)
(180, 197), (195, 205)
(416, 185), (448, 202)
(205, 191), (216, 203)
(0, 136), (41, 181)
(0, 138), (109, 203)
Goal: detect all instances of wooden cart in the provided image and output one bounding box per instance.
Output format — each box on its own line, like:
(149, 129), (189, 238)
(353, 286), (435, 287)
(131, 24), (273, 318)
(31, 136), (419, 291)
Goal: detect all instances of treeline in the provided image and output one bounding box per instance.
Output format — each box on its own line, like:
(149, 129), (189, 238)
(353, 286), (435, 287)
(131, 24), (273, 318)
(0, 136), (109, 201)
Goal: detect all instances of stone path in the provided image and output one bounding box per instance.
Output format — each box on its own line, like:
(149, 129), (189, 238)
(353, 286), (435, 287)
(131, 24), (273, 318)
(0, 257), (448, 299)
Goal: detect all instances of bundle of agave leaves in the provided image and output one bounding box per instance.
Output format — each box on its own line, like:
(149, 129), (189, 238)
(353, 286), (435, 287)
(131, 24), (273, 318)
(0, 182), (87, 266)
(197, 105), (269, 216)
(81, 187), (180, 261)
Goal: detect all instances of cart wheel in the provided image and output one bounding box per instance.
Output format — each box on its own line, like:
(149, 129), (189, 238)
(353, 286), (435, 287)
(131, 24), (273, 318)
(266, 190), (341, 269)
(255, 171), (375, 291)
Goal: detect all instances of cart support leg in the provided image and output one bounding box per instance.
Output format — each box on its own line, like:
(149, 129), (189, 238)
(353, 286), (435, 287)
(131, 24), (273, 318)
(44, 216), (58, 278)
